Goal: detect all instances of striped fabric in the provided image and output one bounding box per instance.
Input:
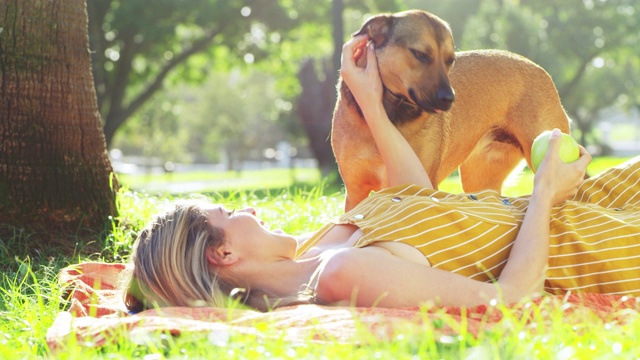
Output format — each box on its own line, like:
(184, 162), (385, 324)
(297, 156), (640, 296)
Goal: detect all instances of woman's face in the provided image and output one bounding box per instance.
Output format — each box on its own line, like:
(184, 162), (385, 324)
(206, 205), (297, 261)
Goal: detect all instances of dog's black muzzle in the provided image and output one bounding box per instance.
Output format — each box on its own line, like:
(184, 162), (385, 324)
(408, 87), (455, 114)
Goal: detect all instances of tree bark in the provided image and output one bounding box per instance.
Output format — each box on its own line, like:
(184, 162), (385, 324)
(295, 0), (343, 178)
(297, 58), (338, 177)
(0, 0), (118, 237)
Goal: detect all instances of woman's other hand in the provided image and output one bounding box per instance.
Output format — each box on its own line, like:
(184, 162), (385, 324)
(533, 128), (591, 205)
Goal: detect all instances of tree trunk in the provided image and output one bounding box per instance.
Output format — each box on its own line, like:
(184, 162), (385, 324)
(0, 0), (118, 238)
(296, 0), (343, 178)
(297, 58), (338, 177)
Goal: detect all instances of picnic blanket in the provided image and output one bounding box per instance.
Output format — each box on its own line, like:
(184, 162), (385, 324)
(46, 262), (640, 351)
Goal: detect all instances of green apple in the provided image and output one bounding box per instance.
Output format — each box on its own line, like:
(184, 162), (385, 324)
(530, 130), (580, 173)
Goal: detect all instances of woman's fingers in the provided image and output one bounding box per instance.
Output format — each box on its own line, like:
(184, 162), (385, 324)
(533, 128), (593, 205)
(340, 35), (383, 114)
(365, 42), (377, 69)
(353, 47), (363, 62)
(546, 129), (562, 157)
(537, 129), (561, 173)
(341, 35), (368, 70)
(575, 145), (592, 169)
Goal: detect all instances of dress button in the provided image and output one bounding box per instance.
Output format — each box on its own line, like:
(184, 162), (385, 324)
(353, 214), (365, 220)
(392, 196), (402, 202)
(468, 194), (478, 201)
(502, 199), (511, 206)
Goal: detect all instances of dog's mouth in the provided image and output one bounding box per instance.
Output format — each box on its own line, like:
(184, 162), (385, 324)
(383, 87), (452, 115)
(383, 87), (423, 112)
(408, 88), (453, 114)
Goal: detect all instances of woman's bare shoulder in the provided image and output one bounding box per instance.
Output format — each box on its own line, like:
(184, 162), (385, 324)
(314, 247), (393, 305)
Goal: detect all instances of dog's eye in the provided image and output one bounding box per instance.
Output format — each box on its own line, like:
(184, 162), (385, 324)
(446, 57), (455, 66)
(410, 49), (432, 64)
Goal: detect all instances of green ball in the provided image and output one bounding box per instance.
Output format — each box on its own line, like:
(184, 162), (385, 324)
(530, 130), (580, 173)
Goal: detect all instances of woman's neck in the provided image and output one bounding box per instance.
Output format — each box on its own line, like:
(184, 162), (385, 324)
(246, 254), (330, 303)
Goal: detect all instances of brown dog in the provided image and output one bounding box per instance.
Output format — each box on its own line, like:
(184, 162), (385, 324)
(332, 10), (571, 211)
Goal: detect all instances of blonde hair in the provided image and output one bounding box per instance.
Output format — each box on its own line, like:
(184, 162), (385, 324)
(123, 201), (313, 313)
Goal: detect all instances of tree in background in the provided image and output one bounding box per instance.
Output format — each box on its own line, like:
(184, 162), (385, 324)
(0, 0), (117, 244)
(112, 70), (294, 171)
(88, 0), (297, 146)
(183, 71), (289, 170)
(297, 0), (345, 176)
(112, 93), (191, 165)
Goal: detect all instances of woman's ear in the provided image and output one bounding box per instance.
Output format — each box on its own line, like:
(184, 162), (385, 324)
(206, 245), (238, 267)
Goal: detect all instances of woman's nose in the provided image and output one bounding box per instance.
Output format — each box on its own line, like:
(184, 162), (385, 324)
(240, 207), (256, 216)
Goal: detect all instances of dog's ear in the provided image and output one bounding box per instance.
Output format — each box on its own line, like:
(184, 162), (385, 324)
(353, 14), (394, 47)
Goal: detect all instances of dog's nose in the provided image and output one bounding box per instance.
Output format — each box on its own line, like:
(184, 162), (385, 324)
(436, 88), (455, 110)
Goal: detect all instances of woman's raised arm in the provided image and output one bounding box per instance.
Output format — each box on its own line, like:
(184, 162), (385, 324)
(340, 35), (433, 189)
(496, 129), (591, 298)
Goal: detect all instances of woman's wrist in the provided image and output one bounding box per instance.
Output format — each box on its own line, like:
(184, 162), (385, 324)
(361, 102), (387, 126)
(529, 187), (554, 214)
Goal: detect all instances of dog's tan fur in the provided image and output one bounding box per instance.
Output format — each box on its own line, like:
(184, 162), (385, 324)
(332, 10), (571, 211)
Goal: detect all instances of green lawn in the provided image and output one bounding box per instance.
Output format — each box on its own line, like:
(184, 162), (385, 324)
(118, 156), (631, 197)
(117, 167), (324, 195)
(1, 156), (638, 358)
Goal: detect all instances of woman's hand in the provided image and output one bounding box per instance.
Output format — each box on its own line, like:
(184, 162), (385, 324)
(338, 35), (433, 189)
(339, 35), (384, 121)
(533, 129), (591, 206)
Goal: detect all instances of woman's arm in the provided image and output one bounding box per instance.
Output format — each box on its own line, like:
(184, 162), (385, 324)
(318, 130), (591, 307)
(497, 129), (591, 298)
(340, 36), (433, 189)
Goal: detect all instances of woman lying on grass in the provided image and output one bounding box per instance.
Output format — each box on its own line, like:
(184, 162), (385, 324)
(124, 35), (640, 313)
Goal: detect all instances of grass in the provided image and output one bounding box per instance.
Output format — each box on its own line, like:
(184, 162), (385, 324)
(1, 156), (639, 358)
(117, 167), (325, 195)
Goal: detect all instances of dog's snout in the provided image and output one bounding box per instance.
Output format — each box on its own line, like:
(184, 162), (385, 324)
(437, 88), (455, 103)
(436, 88), (455, 110)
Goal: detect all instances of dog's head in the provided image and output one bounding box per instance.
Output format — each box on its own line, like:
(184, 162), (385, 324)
(354, 10), (456, 118)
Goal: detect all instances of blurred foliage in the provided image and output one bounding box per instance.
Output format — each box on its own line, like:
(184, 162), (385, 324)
(103, 0), (639, 165)
(90, 0), (299, 144)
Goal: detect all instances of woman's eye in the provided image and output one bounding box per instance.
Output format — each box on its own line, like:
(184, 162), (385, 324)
(410, 49), (432, 64)
(227, 209), (236, 217)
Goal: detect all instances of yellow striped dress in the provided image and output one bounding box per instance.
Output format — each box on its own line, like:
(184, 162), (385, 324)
(296, 156), (640, 296)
